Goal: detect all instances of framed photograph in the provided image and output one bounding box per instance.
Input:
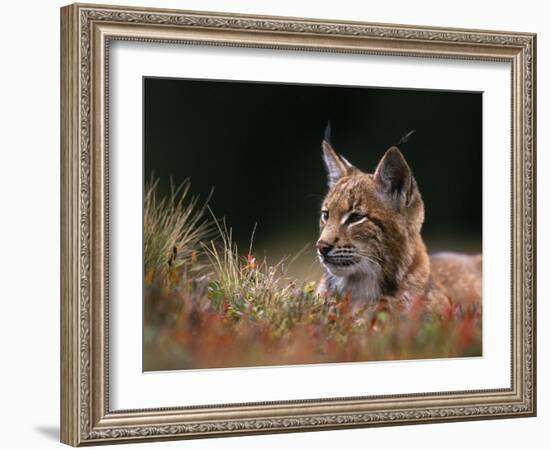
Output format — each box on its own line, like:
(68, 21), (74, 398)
(60, 3), (536, 446)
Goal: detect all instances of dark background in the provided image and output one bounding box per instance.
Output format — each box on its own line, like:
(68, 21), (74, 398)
(144, 77), (482, 281)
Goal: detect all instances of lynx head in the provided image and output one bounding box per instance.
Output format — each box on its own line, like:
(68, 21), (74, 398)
(317, 129), (425, 297)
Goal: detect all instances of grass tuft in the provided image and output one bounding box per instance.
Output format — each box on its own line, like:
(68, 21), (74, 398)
(143, 177), (213, 280)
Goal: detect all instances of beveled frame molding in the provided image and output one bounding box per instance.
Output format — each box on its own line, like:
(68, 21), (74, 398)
(60, 2), (536, 446)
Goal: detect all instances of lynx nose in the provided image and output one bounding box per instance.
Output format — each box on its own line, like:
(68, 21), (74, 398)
(316, 240), (333, 256)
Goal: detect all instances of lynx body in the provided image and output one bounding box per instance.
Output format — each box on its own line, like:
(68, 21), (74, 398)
(316, 134), (481, 314)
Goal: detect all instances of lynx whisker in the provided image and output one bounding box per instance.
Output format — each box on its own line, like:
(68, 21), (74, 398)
(362, 254), (383, 264)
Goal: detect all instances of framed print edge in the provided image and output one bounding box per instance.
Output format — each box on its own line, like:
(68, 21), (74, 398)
(60, 2), (537, 446)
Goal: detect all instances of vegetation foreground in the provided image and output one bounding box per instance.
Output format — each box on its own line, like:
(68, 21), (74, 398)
(143, 180), (481, 371)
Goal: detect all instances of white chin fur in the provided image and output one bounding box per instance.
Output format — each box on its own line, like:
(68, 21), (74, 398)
(320, 257), (383, 302)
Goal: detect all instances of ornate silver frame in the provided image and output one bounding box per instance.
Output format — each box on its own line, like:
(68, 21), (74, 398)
(60, 3), (536, 446)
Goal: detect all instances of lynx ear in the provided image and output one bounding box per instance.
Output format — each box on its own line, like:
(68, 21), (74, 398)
(374, 147), (417, 208)
(321, 123), (355, 187)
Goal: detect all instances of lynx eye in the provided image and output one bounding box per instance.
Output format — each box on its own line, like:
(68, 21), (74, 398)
(346, 212), (366, 224)
(321, 210), (329, 223)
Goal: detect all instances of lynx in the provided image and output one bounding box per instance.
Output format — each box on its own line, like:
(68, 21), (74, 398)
(316, 129), (482, 315)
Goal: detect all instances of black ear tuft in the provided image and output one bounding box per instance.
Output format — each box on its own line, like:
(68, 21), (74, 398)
(396, 129), (416, 148)
(324, 121), (332, 145)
